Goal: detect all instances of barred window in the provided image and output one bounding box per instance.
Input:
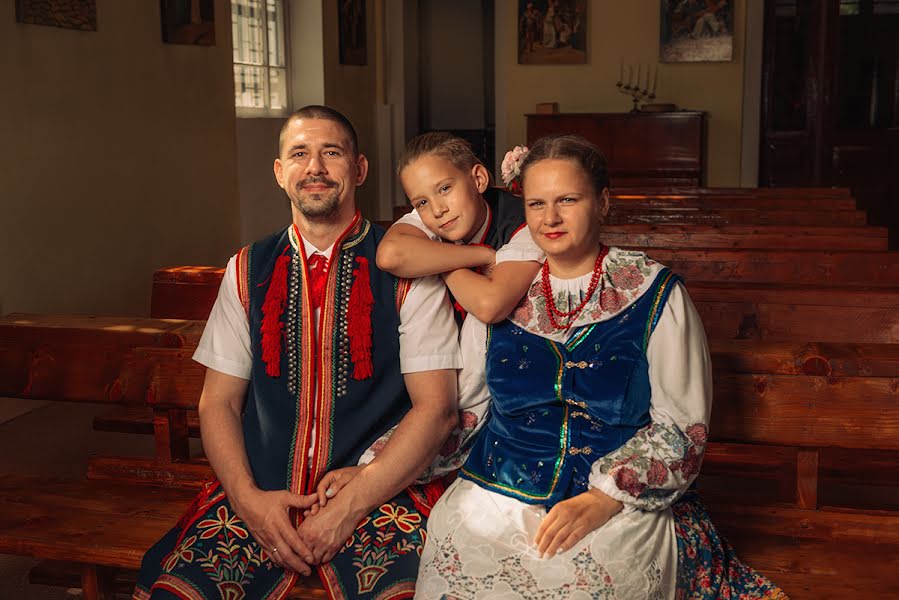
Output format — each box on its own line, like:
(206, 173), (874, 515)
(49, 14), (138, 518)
(232, 0), (288, 114)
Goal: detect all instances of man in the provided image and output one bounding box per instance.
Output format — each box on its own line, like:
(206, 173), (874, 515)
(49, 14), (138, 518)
(135, 105), (461, 599)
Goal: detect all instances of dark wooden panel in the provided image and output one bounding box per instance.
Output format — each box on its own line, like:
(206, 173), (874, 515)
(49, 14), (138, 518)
(696, 301), (899, 343)
(707, 340), (899, 377)
(717, 534), (899, 599)
(526, 112), (705, 187)
(704, 502), (899, 545)
(647, 248), (899, 285)
(151, 266), (226, 320)
(711, 374), (899, 450)
(700, 442), (798, 505)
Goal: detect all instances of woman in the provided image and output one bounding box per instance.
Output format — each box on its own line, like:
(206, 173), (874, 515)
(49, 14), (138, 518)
(415, 135), (787, 599)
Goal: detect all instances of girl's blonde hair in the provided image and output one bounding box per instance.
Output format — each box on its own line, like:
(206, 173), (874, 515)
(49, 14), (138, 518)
(397, 132), (492, 184)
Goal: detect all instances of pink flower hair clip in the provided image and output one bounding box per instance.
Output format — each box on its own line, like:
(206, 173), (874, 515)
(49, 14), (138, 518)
(501, 145), (529, 195)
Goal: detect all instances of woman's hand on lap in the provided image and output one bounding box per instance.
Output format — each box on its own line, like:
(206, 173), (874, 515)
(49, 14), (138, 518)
(534, 488), (623, 558)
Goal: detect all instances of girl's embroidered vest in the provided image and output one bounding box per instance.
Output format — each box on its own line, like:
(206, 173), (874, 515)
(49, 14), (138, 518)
(481, 187), (526, 249)
(239, 218), (411, 496)
(461, 269), (681, 507)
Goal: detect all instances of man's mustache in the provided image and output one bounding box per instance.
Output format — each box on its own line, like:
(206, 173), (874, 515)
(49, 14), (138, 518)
(300, 177), (337, 188)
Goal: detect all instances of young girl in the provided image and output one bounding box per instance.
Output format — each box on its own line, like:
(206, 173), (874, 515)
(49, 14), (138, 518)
(376, 131), (546, 323)
(359, 133), (547, 480)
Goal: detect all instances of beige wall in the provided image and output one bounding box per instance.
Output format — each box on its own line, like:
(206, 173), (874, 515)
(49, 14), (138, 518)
(0, 0), (240, 316)
(235, 118), (290, 244)
(495, 0), (748, 186)
(322, 0), (379, 218)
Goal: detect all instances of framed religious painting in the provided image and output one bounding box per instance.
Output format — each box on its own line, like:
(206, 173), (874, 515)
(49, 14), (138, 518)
(338, 0), (367, 65)
(518, 0), (587, 65)
(660, 0), (733, 62)
(160, 0), (215, 46)
(15, 0), (97, 31)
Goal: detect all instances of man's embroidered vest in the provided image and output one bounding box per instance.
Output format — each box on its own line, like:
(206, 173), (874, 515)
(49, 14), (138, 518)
(461, 269), (681, 507)
(238, 217), (410, 496)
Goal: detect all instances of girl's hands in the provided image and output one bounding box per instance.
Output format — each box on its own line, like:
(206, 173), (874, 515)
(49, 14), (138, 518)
(534, 488), (623, 558)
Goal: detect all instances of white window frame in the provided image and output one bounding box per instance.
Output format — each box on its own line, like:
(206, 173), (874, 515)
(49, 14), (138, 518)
(232, 0), (291, 118)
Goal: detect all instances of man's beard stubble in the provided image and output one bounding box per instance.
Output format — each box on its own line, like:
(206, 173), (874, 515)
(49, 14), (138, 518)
(292, 177), (341, 220)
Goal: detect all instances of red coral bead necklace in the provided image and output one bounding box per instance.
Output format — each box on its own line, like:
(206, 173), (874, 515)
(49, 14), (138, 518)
(541, 245), (609, 330)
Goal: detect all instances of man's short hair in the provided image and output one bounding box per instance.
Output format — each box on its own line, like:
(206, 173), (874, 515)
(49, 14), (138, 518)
(278, 105), (359, 157)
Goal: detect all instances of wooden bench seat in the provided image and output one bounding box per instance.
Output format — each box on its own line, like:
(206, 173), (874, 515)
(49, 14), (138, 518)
(714, 531), (899, 598)
(611, 186), (856, 210)
(5, 339), (897, 598)
(0, 477), (327, 600)
(609, 195), (856, 211)
(690, 283), (899, 343)
(649, 248), (899, 286)
(601, 223), (888, 251)
(28, 561), (328, 600)
(606, 207), (867, 226)
(94, 405), (200, 437)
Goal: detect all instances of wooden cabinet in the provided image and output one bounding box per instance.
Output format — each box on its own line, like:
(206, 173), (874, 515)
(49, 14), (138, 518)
(525, 111), (706, 187)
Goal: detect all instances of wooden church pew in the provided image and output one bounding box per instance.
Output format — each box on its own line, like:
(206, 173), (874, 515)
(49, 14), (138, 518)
(612, 185), (855, 203)
(600, 223), (889, 251)
(606, 207), (868, 226)
(148, 267), (899, 343)
(3, 337), (897, 598)
(0, 314), (204, 403)
(650, 248), (899, 286)
(690, 283), (899, 343)
(5, 184), (896, 597)
(151, 249), (899, 321)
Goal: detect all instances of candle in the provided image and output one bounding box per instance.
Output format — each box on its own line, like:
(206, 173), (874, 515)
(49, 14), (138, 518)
(652, 66), (659, 95)
(636, 64), (642, 90)
(628, 65), (634, 87)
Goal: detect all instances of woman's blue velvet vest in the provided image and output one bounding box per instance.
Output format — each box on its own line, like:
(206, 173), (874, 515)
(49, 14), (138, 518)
(461, 269), (680, 507)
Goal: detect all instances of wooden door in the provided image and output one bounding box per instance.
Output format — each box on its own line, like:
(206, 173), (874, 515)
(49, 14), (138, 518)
(760, 0), (899, 247)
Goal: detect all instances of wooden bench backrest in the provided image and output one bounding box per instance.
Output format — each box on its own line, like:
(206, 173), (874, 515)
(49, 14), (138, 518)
(0, 315), (204, 403)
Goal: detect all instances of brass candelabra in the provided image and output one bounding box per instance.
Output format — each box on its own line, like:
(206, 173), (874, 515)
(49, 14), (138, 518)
(616, 60), (658, 112)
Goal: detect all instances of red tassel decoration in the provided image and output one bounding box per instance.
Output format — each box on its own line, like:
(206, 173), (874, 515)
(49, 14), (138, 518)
(347, 256), (374, 380)
(260, 250), (291, 377)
